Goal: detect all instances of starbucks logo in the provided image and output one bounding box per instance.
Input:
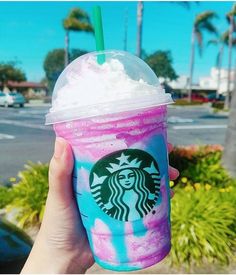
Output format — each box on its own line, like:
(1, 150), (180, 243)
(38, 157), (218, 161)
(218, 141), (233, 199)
(89, 149), (161, 222)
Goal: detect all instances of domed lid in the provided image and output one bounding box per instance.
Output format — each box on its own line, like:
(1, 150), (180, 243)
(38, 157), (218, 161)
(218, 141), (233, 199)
(45, 50), (173, 124)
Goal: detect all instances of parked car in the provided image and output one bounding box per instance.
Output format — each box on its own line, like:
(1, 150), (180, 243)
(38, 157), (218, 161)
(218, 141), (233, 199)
(183, 93), (224, 103)
(207, 93), (225, 102)
(182, 94), (207, 103)
(0, 92), (26, 107)
(0, 219), (32, 273)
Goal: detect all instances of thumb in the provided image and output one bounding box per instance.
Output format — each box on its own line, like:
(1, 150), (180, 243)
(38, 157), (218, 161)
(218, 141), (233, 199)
(48, 137), (74, 208)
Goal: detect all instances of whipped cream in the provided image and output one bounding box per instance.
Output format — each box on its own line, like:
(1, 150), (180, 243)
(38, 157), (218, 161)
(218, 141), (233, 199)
(46, 51), (173, 124)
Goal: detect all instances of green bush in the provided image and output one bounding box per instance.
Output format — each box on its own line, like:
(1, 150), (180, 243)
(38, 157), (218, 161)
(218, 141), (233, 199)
(171, 186), (236, 270)
(174, 99), (204, 106)
(6, 162), (49, 229)
(169, 145), (232, 188)
(0, 185), (14, 209)
(1, 145), (235, 272)
(211, 101), (224, 110)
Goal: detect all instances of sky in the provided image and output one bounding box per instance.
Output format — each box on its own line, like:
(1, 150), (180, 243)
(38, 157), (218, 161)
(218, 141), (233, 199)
(0, 1), (234, 83)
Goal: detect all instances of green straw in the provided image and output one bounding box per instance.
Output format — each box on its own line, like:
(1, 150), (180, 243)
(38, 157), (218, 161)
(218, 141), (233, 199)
(93, 6), (105, 64)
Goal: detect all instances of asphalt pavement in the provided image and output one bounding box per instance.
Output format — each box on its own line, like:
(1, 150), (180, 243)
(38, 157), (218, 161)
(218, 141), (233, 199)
(167, 104), (228, 146)
(0, 105), (55, 184)
(0, 104), (228, 184)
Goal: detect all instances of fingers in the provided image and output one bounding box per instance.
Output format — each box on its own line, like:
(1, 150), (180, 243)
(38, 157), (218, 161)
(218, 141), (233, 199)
(167, 142), (179, 180)
(167, 143), (174, 154)
(169, 166), (179, 181)
(48, 137), (74, 207)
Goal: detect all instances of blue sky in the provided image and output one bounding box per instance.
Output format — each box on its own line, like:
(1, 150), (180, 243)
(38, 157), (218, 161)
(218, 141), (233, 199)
(0, 1), (233, 82)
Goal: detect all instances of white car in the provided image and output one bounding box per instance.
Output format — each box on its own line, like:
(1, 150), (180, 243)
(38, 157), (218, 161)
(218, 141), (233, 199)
(0, 92), (26, 107)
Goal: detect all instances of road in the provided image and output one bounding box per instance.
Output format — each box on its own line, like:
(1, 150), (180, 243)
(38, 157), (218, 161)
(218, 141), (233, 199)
(0, 105), (54, 184)
(167, 105), (228, 146)
(0, 104), (228, 184)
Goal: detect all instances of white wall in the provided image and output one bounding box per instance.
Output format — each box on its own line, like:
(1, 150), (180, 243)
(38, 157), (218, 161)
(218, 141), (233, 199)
(168, 67), (235, 94)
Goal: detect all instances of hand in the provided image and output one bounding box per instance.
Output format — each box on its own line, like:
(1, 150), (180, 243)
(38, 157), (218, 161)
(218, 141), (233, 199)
(168, 143), (179, 197)
(21, 137), (94, 274)
(21, 138), (179, 274)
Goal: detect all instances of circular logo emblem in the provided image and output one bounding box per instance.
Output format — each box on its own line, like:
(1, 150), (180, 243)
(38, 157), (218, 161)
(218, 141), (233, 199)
(89, 149), (161, 222)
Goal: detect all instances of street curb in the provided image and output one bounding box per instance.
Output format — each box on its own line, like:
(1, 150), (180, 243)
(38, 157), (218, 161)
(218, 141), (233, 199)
(25, 103), (51, 108)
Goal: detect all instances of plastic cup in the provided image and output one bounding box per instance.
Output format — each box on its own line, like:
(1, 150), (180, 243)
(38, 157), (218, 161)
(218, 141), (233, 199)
(46, 50), (173, 271)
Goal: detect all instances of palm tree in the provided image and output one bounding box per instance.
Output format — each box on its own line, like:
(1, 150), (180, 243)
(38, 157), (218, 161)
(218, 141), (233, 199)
(224, 4), (236, 109)
(63, 8), (93, 66)
(136, 1), (144, 58)
(208, 31), (229, 98)
(188, 11), (218, 102)
(136, 2), (191, 59)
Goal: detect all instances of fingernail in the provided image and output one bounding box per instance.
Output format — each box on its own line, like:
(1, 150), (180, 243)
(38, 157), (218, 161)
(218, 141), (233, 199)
(54, 137), (65, 159)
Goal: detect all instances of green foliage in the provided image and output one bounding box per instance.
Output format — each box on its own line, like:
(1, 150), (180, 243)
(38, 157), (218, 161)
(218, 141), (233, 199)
(174, 99), (204, 105)
(63, 8), (93, 33)
(0, 186), (14, 209)
(169, 145), (232, 188)
(0, 62), (26, 84)
(43, 48), (88, 93)
(170, 144), (236, 269)
(0, 144), (235, 271)
(145, 50), (178, 81)
(70, 49), (88, 61)
(43, 49), (65, 93)
(171, 187), (236, 269)
(6, 162), (49, 229)
(212, 101), (224, 110)
(194, 11), (218, 55)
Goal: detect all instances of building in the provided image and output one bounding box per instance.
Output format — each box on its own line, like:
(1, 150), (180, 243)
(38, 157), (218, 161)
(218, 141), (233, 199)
(199, 67), (234, 94)
(0, 81), (48, 99)
(168, 67), (235, 96)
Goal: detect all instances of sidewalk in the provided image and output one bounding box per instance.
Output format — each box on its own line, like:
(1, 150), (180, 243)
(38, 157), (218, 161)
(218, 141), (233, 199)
(25, 99), (51, 108)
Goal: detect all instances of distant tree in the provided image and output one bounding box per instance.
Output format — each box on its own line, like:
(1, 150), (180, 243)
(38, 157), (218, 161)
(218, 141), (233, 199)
(70, 49), (88, 60)
(0, 62), (26, 86)
(208, 31), (229, 98)
(188, 11), (218, 102)
(145, 50), (178, 81)
(43, 48), (88, 93)
(63, 8), (93, 66)
(141, 49), (148, 60)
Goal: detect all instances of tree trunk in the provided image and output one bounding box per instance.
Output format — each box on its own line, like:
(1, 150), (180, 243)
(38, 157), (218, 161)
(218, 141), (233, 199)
(225, 15), (234, 109)
(188, 27), (195, 102)
(136, 1), (143, 58)
(64, 30), (69, 67)
(216, 45), (224, 99)
(222, 65), (236, 177)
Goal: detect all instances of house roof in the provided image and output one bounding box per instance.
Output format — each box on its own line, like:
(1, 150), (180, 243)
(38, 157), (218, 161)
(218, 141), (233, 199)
(1, 81), (47, 89)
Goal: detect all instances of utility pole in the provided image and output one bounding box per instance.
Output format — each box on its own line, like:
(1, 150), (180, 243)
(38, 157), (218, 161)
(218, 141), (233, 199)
(124, 8), (128, 51)
(136, 1), (143, 58)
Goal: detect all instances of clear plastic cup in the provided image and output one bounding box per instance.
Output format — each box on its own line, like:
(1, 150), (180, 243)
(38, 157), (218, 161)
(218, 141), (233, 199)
(46, 50), (173, 271)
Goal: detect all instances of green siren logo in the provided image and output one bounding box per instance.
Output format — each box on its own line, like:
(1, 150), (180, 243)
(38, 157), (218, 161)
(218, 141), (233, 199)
(89, 149), (161, 222)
